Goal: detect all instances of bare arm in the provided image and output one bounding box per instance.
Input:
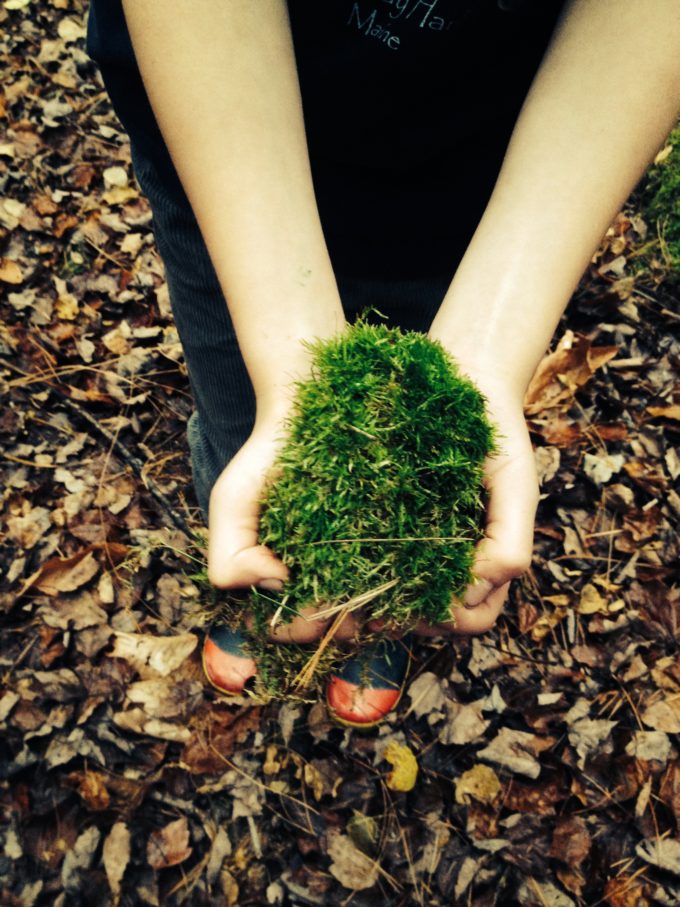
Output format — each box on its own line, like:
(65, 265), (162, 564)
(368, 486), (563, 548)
(121, 0), (345, 417)
(122, 1), (348, 621)
(429, 0), (680, 632)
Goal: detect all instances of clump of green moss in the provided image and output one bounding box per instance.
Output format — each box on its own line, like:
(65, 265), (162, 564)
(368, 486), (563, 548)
(642, 123), (680, 270)
(246, 318), (497, 640)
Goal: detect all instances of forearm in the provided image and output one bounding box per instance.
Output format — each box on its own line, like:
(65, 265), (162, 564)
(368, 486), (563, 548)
(121, 0), (344, 419)
(431, 0), (680, 395)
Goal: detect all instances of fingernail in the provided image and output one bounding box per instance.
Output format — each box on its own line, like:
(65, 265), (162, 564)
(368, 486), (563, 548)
(464, 579), (494, 609)
(259, 578), (284, 592)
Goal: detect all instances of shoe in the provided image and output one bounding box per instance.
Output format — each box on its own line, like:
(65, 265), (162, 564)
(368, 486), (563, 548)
(202, 625), (257, 695)
(326, 636), (412, 728)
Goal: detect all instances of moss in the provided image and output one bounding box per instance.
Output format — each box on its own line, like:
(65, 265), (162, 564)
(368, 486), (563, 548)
(251, 318), (496, 633)
(200, 318), (497, 694)
(641, 123), (680, 269)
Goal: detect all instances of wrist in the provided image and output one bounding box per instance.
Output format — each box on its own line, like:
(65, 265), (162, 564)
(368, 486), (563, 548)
(251, 316), (348, 427)
(429, 328), (530, 404)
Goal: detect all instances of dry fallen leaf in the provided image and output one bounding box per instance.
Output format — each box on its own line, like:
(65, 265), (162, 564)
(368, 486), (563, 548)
(577, 584), (609, 615)
(525, 333), (618, 415)
(0, 257), (23, 284)
(477, 728), (553, 779)
(103, 822), (130, 905)
(647, 404), (680, 422)
(113, 707), (191, 742)
(383, 741), (418, 792)
(146, 816), (192, 870)
(583, 452), (625, 486)
(641, 695), (680, 733)
(407, 671), (447, 719)
(109, 631), (198, 677)
(327, 831), (379, 891)
(6, 503), (51, 549)
(549, 816), (591, 868)
(635, 838), (680, 876)
(32, 550), (100, 596)
(454, 764), (502, 805)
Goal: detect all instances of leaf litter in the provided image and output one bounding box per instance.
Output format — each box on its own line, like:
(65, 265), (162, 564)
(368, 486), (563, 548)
(0, 2), (679, 905)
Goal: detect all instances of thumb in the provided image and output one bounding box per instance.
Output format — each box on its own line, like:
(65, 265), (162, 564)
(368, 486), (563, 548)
(465, 442), (539, 607)
(207, 439), (289, 590)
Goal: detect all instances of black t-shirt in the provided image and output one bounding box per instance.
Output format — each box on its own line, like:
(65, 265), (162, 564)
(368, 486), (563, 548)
(86, 0), (566, 278)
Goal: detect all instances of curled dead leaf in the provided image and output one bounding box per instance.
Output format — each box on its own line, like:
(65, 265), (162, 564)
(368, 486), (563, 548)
(31, 550), (100, 596)
(525, 333), (618, 416)
(109, 631), (198, 677)
(383, 741), (418, 792)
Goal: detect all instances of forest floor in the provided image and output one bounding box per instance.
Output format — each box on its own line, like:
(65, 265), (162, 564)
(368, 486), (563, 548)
(1, 3), (679, 906)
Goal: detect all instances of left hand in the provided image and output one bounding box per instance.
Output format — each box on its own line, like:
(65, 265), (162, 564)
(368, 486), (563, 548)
(370, 372), (539, 638)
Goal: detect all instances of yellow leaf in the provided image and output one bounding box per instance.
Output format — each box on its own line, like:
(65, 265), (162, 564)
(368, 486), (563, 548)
(55, 293), (78, 320)
(0, 258), (23, 284)
(102, 186), (138, 206)
(577, 583), (608, 614)
(454, 764), (501, 805)
(383, 742), (418, 792)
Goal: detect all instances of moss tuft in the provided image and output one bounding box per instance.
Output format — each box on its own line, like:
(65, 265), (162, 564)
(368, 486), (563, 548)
(643, 123), (680, 269)
(248, 317), (497, 638)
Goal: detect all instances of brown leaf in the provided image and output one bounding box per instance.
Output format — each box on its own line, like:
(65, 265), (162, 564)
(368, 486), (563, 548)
(641, 694), (680, 733)
(33, 194), (58, 215)
(477, 728), (557, 778)
(53, 213), (79, 238)
(32, 550), (100, 596)
(503, 777), (569, 814)
(39, 591), (107, 631)
(603, 874), (654, 907)
(109, 631), (198, 677)
(147, 817), (192, 870)
(112, 708), (191, 742)
(67, 770), (111, 811)
(533, 417), (581, 447)
(125, 678), (203, 721)
(181, 705), (262, 774)
(524, 333), (619, 415)
(659, 762), (680, 832)
(647, 403), (680, 421)
(0, 257), (23, 284)
(549, 815), (591, 868)
(6, 503), (51, 549)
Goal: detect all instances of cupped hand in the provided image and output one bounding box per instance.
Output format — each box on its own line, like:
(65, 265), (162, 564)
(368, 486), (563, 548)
(208, 417), (360, 644)
(408, 375), (539, 637)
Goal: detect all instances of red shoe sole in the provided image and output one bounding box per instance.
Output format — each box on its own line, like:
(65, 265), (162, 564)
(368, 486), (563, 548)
(327, 651), (410, 728)
(202, 636), (257, 696)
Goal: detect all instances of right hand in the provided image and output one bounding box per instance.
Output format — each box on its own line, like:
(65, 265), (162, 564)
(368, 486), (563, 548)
(208, 417), (360, 644)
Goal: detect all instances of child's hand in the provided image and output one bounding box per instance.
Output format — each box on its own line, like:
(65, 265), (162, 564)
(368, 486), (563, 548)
(406, 376), (539, 637)
(208, 418), (360, 644)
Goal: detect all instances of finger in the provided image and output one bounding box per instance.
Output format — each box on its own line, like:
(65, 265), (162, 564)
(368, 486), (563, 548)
(263, 604), (362, 643)
(260, 605), (330, 643)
